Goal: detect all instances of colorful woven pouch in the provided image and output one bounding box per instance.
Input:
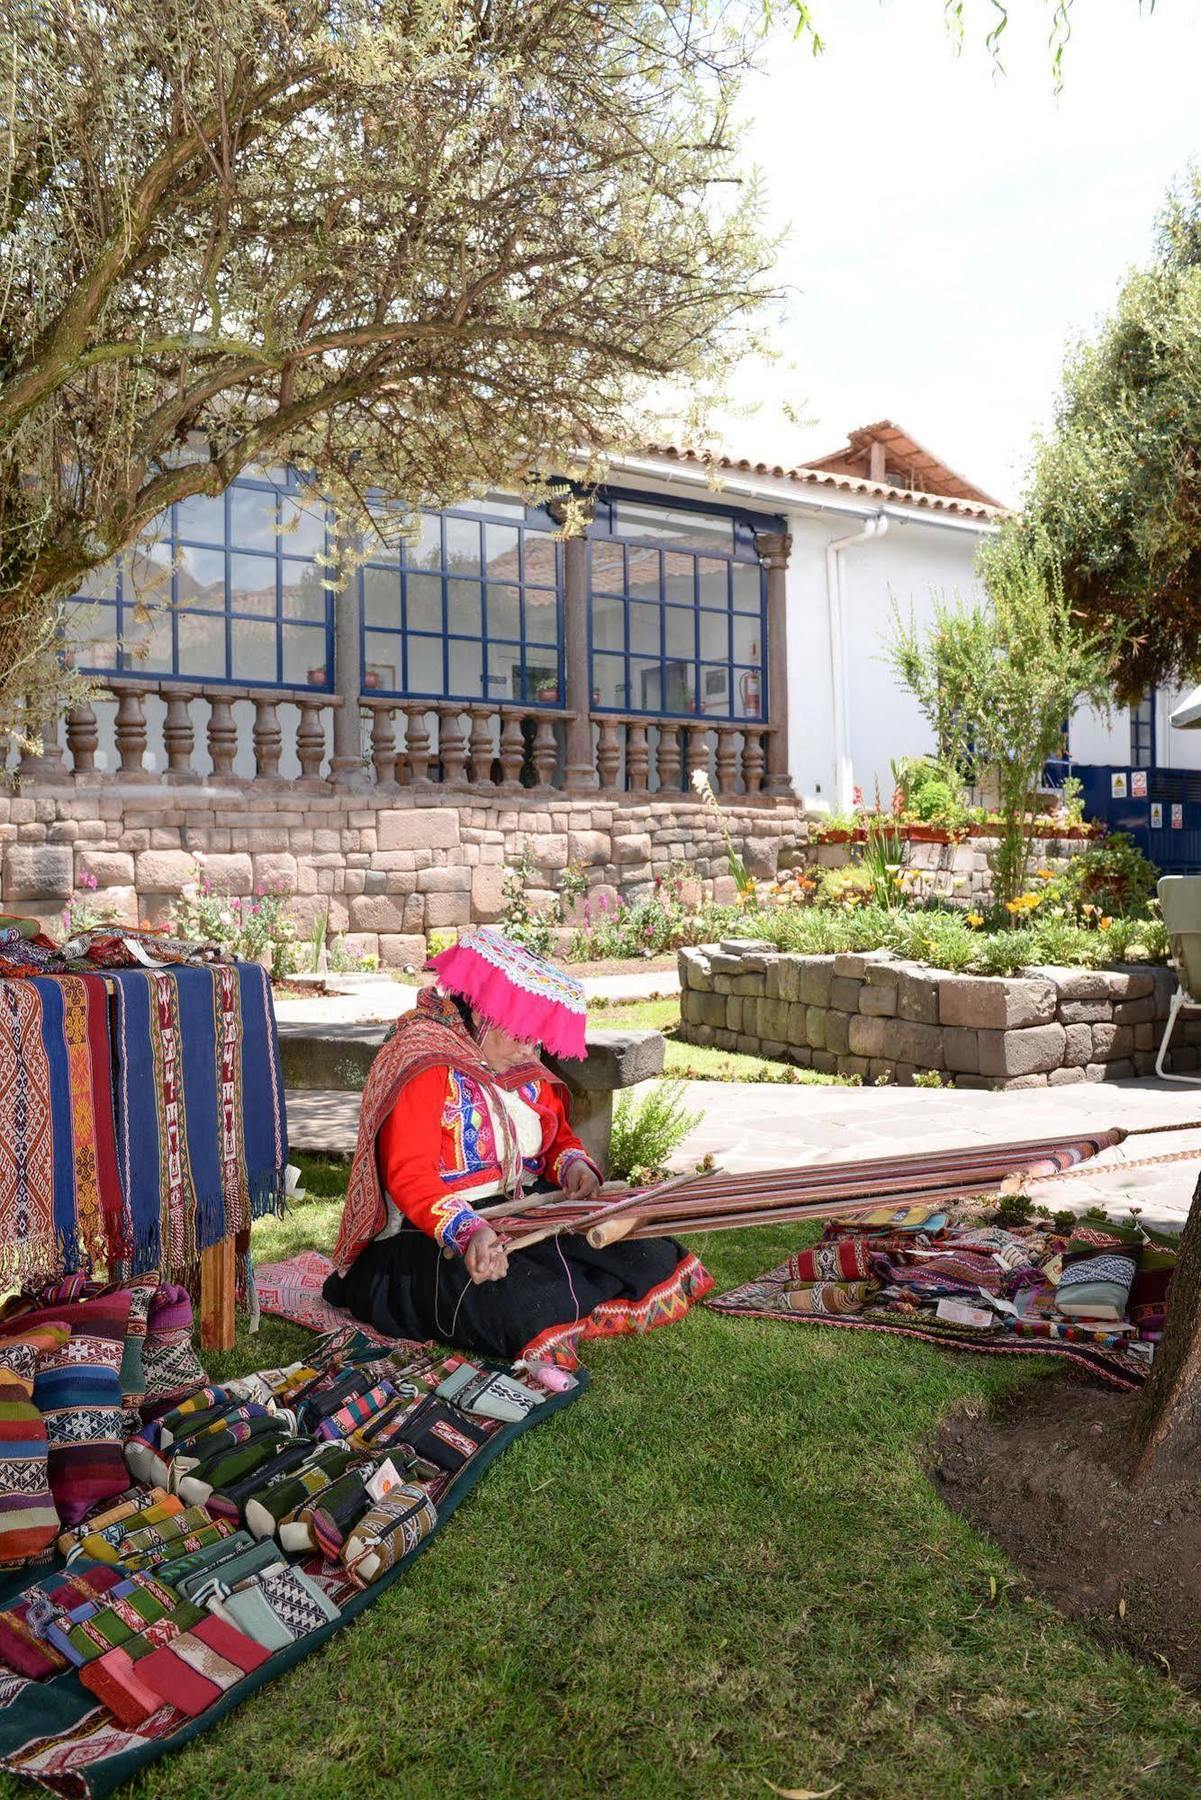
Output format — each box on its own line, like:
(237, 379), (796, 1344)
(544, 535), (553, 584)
(342, 1485), (439, 1587)
(788, 1238), (874, 1284)
(0, 1326), (68, 1565)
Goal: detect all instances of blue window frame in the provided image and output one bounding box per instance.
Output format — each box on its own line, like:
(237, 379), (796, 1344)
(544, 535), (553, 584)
(586, 490), (774, 721)
(64, 467), (335, 690)
(360, 495), (563, 705)
(1131, 690), (1156, 769)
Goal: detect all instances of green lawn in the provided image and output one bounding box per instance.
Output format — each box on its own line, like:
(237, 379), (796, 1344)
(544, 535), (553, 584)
(593, 998), (851, 1086)
(47, 1156), (1201, 1800)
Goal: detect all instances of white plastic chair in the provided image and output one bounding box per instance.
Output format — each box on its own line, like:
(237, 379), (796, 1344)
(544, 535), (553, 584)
(1155, 875), (1201, 1082)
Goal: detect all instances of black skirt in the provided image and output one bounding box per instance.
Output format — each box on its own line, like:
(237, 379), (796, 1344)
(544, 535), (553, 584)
(322, 1225), (707, 1363)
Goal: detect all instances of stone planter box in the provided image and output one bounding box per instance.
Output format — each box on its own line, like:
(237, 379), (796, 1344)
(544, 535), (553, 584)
(799, 829), (1096, 910)
(677, 939), (1181, 1090)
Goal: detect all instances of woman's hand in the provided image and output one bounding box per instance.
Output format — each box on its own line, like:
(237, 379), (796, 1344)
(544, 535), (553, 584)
(463, 1224), (509, 1285)
(563, 1158), (601, 1200)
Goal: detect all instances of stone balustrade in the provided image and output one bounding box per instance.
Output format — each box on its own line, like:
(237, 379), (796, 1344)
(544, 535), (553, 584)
(591, 712), (771, 795)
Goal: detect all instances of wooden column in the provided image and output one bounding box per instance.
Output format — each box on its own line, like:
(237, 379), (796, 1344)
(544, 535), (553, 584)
(199, 1238), (236, 1352)
(755, 530), (793, 797)
(560, 530), (598, 790)
(329, 547), (367, 786)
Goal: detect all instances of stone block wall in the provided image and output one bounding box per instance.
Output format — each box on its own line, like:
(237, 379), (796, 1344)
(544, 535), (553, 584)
(678, 940), (1183, 1089)
(0, 779), (808, 967)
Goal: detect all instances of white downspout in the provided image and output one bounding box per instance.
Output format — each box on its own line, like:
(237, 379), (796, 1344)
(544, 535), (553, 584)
(825, 511), (889, 812)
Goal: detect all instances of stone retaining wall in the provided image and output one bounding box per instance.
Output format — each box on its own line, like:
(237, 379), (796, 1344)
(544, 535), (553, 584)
(677, 939), (1186, 1089)
(0, 780), (807, 968)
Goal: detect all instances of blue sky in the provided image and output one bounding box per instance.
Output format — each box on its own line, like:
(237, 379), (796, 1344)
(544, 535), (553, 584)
(717, 0), (1201, 504)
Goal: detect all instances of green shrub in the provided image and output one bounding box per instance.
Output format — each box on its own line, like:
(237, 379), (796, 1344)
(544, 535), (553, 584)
(607, 1079), (701, 1183)
(1059, 834), (1159, 917)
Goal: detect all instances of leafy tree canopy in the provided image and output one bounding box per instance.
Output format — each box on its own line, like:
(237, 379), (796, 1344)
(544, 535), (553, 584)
(1018, 168), (1201, 702)
(0, 0), (774, 725)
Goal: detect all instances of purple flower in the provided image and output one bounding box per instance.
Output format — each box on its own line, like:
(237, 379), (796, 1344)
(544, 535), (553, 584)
(598, 893), (608, 913)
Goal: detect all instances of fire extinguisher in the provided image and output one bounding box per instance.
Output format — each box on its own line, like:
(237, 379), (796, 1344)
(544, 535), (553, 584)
(739, 667), (761, 715)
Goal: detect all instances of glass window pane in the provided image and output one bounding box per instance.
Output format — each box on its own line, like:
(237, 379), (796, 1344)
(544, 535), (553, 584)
(661, 658), (694, 714)
(631, 656), (666, 712)
(524, 589), (560, 647)
(363, 632), (402, 693)
(485, 641), (521, 702)
(76, 563), (119, 602)
(407, 514), (442, 570)
(120, 608), (172, 675)
(64, 601), (118, 668)
(523, 536), (557, 585)
(699, 610), (729, 659)
(230, 554), (277, 618)
(281, 560), (327, 622)
(699, 663), (731, 715)
(525, 658), (560, 705)
(176, 493), (225, 544)
(445, 516), (481, 576)
(628, 602), (660, 656)
(732, 562), (762, 613)
(123, 544), (173, 609)
(231, 617), (277, 682)
(486, 583), (521, 640)
(445, 579), (482, 637)
(229, 485), (278, 551)
(453, 492), (527, 521)
(626, 546), (660, 602)
(484, 524), (521, 581)
(177, 546), (225, 607)
(733, 614), (762, 665)
(278, 498), (326, 560)
(663, 552), (695, 604)
(406, 634), (444, 695)
(363, 566), (402, 629)
(592, 652), (627, 709)
(591, 595), (624, 653)
(406, 572), (443, 632)
(589, 541), (625, 591)
(734, 668), (766, 720)
(664, 606), (695, 658)
(282, 626), (329, 688)
(177, 611), (227, 679)
(613, 502), (733, 555)
(696, 558), (730, 608)
(449, 637), (485, 698)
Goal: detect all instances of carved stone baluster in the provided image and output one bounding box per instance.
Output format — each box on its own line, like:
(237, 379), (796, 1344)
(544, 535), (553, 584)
(715, 725), (739, 795)
(402, 705), (432, 784)
(296, 701), (326, 780)
(467, 706), (496, 788)
(111, 683), (148, 775)
(656, 721), (682, 792)
(252, 697), (282, 778)
(33, 712), (68, 783)
(162, 687), (197, 777)
(532, 716), (558, 789)
(369, 703), (399, 787)
(626, 720), (650, 793)
(685, 721), (711, 790)
(66, 702), (98, 775)
(498, 712), (525, 788)
(595, 717), (621, 790)
(207, 696), (238, 779)
(741, 728), (765, 795)
(438, 706), (468, 785)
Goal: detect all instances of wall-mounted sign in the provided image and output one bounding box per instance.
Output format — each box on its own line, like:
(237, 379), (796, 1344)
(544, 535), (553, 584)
(1131, 770), (1148, 798)
(1151, 802), (1164, 829)
(1172, 803), (1184, 830)
(1111, 772), (1128, 798)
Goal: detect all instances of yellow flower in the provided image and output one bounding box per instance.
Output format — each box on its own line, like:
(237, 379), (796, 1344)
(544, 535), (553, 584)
(1036, 867), (1054, 881)
(966, 911), (984, 929)
(1100, 916), (1113, 930)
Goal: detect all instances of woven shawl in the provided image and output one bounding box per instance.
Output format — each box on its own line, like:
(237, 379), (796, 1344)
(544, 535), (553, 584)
(108, 962), (287, 1279)
(0, 975), (127, 1288)
(330, 988), (566, 1274)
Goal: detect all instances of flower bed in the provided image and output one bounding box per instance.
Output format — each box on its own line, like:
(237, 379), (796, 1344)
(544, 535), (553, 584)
(677, 940), (1185, 1090)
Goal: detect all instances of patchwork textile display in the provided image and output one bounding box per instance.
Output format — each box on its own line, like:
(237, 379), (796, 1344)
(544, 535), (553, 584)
(0, 976), (127, 1289)
(107, 963), (287, 1279)
(0, 1326), (583, 1798)
(708, 1209), (1176, 1392)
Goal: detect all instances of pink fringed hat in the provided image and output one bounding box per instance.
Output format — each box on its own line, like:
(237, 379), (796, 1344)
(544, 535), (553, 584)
(427, 927), (587, 1060)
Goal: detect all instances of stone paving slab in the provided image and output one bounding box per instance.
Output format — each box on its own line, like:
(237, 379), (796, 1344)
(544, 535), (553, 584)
(285, 1075), (1201, 1229)
(274, 966), (677, 1029)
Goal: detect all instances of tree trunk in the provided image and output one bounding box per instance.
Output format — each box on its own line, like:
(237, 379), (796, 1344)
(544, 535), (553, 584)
(1132, 1170), (1201, 1483)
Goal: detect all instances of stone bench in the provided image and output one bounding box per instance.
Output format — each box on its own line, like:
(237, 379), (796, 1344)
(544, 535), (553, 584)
(277, 1022), (664, 1170)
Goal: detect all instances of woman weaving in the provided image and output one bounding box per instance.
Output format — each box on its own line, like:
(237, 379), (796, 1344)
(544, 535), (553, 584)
(324, 928), (711, 1365)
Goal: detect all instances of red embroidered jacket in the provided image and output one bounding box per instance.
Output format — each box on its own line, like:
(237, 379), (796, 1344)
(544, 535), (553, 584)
(377, 1065), (598, 1253)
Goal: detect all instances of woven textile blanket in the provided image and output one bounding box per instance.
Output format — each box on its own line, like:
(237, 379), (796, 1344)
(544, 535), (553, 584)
(108, 964), (287, 1279)
(0, 976), (127, 1289)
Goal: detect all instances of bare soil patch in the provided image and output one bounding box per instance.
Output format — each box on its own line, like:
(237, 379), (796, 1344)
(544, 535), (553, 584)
(931, 1378), (1201, 1688)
